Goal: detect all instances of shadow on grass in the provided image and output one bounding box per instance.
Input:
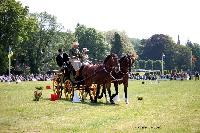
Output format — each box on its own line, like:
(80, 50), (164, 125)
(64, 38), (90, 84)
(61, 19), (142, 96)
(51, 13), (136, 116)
(81, 101), (119, 107)
(40, 97), (119, 106)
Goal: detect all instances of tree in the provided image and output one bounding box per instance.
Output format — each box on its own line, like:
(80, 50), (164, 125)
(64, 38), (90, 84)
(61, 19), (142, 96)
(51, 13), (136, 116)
(142, 34), (175, 60)
(21, 12), (64, 73)
(130, 38), (141, 52)
(107, 31), (135, 57)
(141, 34), (177, 70)
(134, 60), (139, 69)
(75, 24), (110, 62)
(138, 60), (146, 69)
(12, 14), (38, 74)
(186, 41), (200, 71)
(173, 45), (191, 71)
(111, 32), (123, 57)
(145, 60), (153, 70)
(153, 60), (162, 70)
(0, 0), (30, 74)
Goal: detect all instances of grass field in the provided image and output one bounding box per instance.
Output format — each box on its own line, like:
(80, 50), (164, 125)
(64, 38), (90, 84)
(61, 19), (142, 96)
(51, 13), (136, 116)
(0, 80), (200, 133)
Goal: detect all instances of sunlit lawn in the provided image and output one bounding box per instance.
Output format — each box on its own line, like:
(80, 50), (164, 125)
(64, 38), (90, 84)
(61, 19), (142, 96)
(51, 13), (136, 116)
(0, 80), (200, 132)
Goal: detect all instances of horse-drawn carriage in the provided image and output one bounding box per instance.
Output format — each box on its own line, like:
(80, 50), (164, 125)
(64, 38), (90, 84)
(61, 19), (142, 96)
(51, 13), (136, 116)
(52, 53), (137, 104)
(52, 60), (97, 102)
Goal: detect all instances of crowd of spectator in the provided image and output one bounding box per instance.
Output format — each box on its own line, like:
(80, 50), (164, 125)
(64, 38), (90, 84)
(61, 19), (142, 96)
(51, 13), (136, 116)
(0, 71), (198, 83)
(0, 74), (53, 82)
(129, 72), (193, 81)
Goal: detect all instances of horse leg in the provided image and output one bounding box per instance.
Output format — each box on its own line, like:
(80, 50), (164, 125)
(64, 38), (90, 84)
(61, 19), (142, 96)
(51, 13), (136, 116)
(80, 89), (85, 102)
(64, 88), (68, 100)
(102, 84), (108, 103)
(60, 86), (63, 98)
(85, 86), (94, 102)
(98, 84), (104, 99)
(124, 86), (129, 104)
(106, 84), (114, 104)
(112, 82), (119, 102)
(94, 84), (100, 103)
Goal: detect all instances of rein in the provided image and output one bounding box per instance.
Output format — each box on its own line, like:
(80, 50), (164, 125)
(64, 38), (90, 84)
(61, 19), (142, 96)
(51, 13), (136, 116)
(103, 66), (116, 80)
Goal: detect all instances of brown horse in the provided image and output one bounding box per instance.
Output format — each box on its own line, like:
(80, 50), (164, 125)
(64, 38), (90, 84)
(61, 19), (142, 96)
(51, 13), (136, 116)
(99, 53), (137, 104)
(80, 53), (120, 103)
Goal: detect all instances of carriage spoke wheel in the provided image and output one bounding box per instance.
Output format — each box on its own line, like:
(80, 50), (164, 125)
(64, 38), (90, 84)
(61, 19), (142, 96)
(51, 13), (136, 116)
(56, 85), (62, 98)
(64, 80), (74, 100)
(52, 79), (57, 94)
(90, 84), (97, 100)
(53, 77), (62, 99)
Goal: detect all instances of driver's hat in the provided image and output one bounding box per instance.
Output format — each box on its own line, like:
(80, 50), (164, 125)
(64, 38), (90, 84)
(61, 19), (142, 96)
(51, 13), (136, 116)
(83, 48), (89, 52)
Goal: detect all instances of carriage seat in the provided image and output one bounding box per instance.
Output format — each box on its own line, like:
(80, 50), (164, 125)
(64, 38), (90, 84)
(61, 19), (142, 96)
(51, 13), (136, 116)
(69, 59), (82, 71)
(52, 69), (63, 75)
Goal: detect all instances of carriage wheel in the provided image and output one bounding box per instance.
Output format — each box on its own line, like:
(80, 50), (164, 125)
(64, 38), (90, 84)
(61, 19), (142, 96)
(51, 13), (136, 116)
(64, 80), (74, 100)
(53, 77), (62, 99)
(78, 85), (86, 101)
(52, 78), (56, 93)
(90, 84), (97, 100)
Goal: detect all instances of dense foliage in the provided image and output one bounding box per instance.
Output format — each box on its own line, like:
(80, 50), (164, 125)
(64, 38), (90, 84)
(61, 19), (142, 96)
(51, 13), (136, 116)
(131, 34), (200, 71)
(75, 24), (110, 62)
(0, 0), (31, 74)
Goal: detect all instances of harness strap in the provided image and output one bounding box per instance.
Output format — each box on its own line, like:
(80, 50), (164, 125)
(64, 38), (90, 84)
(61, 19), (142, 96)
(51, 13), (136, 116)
(78, 65), (116, 83)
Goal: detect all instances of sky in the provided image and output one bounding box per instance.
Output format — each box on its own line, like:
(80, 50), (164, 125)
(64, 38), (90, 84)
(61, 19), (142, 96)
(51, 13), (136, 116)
(17, 0), (200, 44)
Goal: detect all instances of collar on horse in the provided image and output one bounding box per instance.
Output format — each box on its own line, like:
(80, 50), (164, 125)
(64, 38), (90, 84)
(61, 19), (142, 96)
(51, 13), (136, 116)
(103, 66), (116, 80)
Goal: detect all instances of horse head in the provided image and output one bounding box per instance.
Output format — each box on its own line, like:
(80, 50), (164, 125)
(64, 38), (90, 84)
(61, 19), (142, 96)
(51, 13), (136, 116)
(103, 53), (120, 73)
(127, 53), (138, 72)
(119, 53), (137, 73)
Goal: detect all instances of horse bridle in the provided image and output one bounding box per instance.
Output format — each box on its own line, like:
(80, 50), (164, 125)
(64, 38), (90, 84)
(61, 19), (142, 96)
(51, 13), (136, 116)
(119, 55), (133, 76)
(103, 55), (119, 80)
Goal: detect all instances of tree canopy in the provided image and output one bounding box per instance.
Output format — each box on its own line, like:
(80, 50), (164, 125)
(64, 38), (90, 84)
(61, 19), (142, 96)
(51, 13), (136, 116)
(0, 0), (31, 74)
(75, 24), (110, 62)
(1, 0), (200, 74)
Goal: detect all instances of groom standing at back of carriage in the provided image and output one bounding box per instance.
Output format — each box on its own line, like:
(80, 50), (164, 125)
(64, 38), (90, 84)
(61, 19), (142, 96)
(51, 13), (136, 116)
(56, 48), (69, 68)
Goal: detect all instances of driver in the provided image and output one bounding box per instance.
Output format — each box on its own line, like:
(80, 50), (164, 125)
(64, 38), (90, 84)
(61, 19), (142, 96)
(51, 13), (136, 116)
(69, 41), (82, 71)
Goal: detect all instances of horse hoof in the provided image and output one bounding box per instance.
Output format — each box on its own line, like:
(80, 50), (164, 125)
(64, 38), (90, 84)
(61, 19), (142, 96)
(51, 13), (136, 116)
(98, 96), (103, 99)
(125, 99), (129, 104)
(110, 100), (115, 104)
(106, 101), (110, 104)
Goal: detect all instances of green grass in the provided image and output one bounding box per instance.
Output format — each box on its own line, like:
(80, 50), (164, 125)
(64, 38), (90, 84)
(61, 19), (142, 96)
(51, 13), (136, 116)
(0, 80), (200, 133)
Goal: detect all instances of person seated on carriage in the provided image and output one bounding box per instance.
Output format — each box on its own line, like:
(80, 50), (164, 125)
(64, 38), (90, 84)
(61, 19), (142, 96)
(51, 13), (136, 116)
(55, 48), (70, 84)
(56, 48), (69, 68)
(69, 41), (82, 71)
(81, 48), (91, 65)
(56, 49), (69, 68)
(56, 48), (70, 77)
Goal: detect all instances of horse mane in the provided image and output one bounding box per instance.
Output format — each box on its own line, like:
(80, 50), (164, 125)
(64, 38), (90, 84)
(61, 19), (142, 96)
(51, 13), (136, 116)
(103, 54), (111, 64)
(119, 55), (127, 63)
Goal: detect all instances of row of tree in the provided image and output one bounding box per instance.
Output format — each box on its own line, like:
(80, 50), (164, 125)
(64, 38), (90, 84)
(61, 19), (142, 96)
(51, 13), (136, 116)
(1, 0), (200, 75)
(131, 34), (200, 72)
(135, 60), (162, 70)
